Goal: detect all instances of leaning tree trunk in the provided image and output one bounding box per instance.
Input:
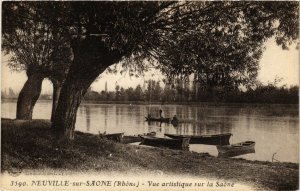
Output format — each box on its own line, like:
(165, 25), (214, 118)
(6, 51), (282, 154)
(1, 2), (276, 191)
(16, 73), (45, 120)
(50, 79), (63, 122)
(52, 67), (107, 140)
(52, 36), (122, 140)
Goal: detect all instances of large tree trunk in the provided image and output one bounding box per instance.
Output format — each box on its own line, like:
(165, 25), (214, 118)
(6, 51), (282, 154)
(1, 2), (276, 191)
(52, 36), (122, 140)
(50, 79), (62, 122)
(16, 73), (44, 120)
(51, 79), (86, 140)
(52, 69), (107, 140)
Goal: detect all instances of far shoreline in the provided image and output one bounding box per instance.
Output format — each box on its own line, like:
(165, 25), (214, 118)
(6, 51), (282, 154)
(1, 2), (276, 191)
(1, 98), (299, 106)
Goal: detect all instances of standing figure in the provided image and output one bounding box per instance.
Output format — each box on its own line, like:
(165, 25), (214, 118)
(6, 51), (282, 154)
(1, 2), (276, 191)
(171, 115), (179, 127)
(159, 109), (163, 118)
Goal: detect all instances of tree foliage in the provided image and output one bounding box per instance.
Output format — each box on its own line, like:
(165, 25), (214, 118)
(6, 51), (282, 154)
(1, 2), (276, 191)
(2, 2), (71, 81)
(157, 2), (299, 89)
(3, 1), (298, 85)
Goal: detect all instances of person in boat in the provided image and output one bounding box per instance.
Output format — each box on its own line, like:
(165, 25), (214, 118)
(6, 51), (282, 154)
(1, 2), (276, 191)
(172, 115), (178, 122)
(171, 115), (179, 126)
(159, 109), (163, 119)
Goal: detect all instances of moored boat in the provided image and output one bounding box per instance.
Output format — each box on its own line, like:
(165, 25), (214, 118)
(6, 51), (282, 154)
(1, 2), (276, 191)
(122, 132), (156, 144)
(164, 133), (232, 145)
(139, 135), (190, 149)
(122, 135), (141, 144)
(217, 141), (255, 157)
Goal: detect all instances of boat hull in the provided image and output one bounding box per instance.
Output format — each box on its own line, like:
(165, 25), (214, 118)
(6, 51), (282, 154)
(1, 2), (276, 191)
(140, 136), (190, 149)
(217, 141), (255, 157)
(122, 132), (157, 144)
(122, 136), (141, 144)
(164, 133), (232, 145)
(145, 117), (171, 123)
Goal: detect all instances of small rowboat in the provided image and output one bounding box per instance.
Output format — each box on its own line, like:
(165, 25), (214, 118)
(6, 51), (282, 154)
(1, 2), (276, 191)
(145, 116), (171, 123)
(122, 132), (156, 144)
(164, 133), (232, 145)
(217, 141), (255, 157)
(99, 133), (124, 143)
(139, 135), (190, 149)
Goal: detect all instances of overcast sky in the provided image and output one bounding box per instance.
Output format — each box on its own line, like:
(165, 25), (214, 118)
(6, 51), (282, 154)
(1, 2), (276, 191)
(1, 37), (299, 94)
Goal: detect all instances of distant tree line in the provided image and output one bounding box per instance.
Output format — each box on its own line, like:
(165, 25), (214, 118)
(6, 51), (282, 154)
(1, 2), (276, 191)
(1, 88), (18, 99)
(2, 88), (52, 100)
(84, 80), (299, 104)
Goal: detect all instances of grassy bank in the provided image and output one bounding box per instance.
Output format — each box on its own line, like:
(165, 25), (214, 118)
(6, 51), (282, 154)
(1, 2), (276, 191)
(1, 118), (299, 190)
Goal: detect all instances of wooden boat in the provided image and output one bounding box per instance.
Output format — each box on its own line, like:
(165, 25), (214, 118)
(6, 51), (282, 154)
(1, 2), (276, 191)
(217, 141), (255, 157)
(139, 135), (190, 149)
(122, 135), (141, 144)
(145, 116), (171, 123)
(122, 132), (157, 144)
(164, 133), (232, 145)
(99, 133), (124, 143)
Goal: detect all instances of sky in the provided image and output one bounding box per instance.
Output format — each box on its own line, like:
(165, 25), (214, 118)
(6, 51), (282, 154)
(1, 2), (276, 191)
(1, 38), (299, 94)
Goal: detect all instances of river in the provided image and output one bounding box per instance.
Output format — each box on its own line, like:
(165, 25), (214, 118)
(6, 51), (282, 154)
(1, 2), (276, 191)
(1, 100), (298, 163)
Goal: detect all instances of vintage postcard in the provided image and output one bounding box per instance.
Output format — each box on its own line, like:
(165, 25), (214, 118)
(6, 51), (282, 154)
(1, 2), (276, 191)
(1, 1), (299, 191)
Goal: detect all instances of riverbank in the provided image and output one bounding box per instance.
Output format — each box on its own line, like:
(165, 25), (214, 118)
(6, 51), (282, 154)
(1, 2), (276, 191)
(1, 118), (299, 190)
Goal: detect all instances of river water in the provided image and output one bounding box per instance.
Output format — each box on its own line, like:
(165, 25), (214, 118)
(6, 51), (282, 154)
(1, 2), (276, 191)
(1, 100), (299, 163)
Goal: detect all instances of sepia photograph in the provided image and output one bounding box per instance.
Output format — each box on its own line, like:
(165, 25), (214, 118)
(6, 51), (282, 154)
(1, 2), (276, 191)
(1, 1), (299, 191)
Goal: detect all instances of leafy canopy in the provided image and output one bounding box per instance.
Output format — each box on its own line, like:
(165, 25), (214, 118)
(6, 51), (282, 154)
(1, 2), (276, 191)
(2, 2), (71, 81)
(2, 1), (299, 87)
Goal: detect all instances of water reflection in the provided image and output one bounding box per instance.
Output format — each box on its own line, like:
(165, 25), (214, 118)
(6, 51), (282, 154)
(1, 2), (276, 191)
(173, 121), (232, 136)
(84, 105), (91, 132)
(1, 100), (298, 163)
(116, 106), (120, 126)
